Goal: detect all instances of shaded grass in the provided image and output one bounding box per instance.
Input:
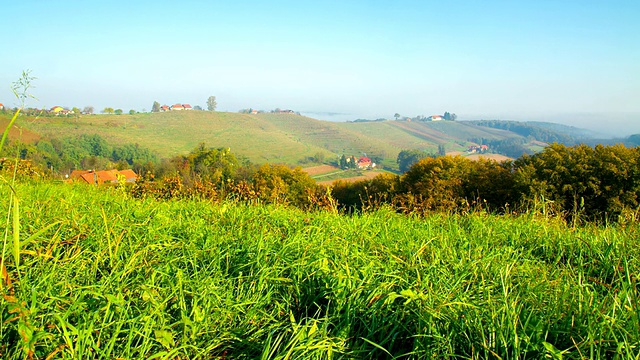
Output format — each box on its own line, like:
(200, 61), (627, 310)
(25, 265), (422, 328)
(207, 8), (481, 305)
(0, 181), (638, 358)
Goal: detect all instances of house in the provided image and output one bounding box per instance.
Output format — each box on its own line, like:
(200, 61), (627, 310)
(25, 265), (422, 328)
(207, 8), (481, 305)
(171, 104), (184, 111)
(357, 156), (374, 169)
(50, 106), (64, 113)
(117, 169), (138, 183)
(429, 115), (443, 121)
(182, 104), (193, 110)
(69, 169), (138, 185)
(467, 145), (489, 153)
(250, 109), (258, 115)
(160, 105), (170, 112)
(0, 103), (4, 110)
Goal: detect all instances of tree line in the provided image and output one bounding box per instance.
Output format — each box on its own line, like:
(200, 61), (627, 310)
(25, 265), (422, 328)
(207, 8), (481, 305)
(3, 134), (639, 224)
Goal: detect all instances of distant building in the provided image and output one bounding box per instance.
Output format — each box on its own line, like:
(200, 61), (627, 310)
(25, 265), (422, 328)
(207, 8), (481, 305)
(182, 104), (193, 110)
(69, 169), (138, 184)
(50, 106), (64, 113)
(160, 105), (170, 112)
(0, 103), (4, 110)
(428, 115), (443, 121)
(171, 104), (184, 111)
(357, 156), (375, 169)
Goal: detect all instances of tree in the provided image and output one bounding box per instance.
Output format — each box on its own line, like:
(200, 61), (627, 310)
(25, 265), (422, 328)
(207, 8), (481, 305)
(438, 144), (446, 156)
(450, 113), (457, 121)
(129, 109), (136, 115)
(83, 106), (94, 114)
(444, 112), (451, 121)
(194, 105), (203, 111)
(102, 107), (114, 114)
(394, 113), (400, 120)
(115, 109), (123, 115)
(207, 96), (217, 111)
(397, 149), (432, 173)
(72, 107), (80, 115)
(152, 101), (161, 112)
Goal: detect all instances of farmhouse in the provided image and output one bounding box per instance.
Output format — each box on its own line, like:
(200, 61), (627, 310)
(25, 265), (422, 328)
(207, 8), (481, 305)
(50, 106), (64, 113)
(429, 115), (443, 121)
(160, 105), (170, 112)
(171, 104), (184, 111)
(0, 103), (4, 110)
(69, 169), (138, 185)
(467, 144), (489, 153)
(357, 156), (375, 169)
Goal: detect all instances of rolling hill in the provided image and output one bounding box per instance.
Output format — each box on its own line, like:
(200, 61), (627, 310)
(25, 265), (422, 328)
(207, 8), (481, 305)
(7, 111), (552, 169)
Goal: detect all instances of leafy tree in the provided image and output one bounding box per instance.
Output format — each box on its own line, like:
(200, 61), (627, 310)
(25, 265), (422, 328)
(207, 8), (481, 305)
(115, 109), (123, 115)
(251, 164), (318, 207)
(339, 155), (348, 169)
(82, 106), (94, 114)
(129, 109), (136, 115)
(438, 144), (446, 156)
(194, 105), (203, 111)
(450, 113), (457, 121)
(102, 107), (114, 114)
(397, 149), (433, 173)
(207, 96), (217, 111)
(72, 107), (81, 115)
(152, 101), (161, 112)
(444, 112), (451, 121)
(394, 113), (400, 120)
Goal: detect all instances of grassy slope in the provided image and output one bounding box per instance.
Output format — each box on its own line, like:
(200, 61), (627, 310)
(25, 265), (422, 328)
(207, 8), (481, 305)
(15, 112), (527, 168)
(1, 181), (638, 358)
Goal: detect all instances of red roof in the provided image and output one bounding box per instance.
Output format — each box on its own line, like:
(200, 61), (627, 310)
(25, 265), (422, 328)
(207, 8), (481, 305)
(118, 169), (137, 181)
(182, 104), (192, 109)
(171, 104), (184, 109)
(358, 157), (371, 163)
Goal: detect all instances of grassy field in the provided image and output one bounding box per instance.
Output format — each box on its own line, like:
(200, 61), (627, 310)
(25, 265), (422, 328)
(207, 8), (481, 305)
(7, 112), (527, 170)
(1, 181), (638, 358)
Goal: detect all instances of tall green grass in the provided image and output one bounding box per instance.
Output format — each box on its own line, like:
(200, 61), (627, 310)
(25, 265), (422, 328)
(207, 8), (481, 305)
(0, 181), (638, 358)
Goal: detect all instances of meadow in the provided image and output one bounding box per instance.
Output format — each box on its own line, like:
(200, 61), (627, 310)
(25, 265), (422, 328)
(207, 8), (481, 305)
(1, 181), (638, 358)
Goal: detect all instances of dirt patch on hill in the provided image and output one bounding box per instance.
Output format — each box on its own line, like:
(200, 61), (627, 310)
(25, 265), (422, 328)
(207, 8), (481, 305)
(466, 153), (512, 162)
(302, 165), (339, 176)
(317, 171), (380, 186)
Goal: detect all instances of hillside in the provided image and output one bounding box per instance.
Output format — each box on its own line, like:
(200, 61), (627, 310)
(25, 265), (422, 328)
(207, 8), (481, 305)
(9, 111), (560, 169)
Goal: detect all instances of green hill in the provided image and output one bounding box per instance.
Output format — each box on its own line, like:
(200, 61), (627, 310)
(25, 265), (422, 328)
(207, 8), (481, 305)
(10, 111), (540, 169)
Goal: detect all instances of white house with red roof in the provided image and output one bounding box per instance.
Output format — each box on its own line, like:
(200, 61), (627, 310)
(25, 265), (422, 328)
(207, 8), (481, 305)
(0, 103), (4, 110)
(357, 156), (375, 169)
(160, 105), (170, 112)
(171, 104), (184, 111)
(429, 115), (443, 121)
(182, 104), (193, 110)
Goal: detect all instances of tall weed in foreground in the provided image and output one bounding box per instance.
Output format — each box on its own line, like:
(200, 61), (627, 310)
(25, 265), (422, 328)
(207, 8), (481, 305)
(0, 71), (38, 358)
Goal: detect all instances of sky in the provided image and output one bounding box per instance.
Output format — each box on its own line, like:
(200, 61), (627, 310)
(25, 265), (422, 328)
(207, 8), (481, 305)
(1, 0), (639, 136)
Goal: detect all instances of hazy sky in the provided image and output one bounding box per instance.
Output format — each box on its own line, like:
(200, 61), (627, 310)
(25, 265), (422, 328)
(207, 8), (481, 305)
(2, 0), (639, 135)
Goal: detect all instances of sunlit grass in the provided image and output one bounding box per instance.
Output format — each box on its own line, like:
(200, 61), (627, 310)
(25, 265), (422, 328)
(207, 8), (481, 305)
(0, 181), (638, 358)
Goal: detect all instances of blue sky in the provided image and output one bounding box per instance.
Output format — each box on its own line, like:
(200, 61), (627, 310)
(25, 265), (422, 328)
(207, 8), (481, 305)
(2, 0), (639, 135)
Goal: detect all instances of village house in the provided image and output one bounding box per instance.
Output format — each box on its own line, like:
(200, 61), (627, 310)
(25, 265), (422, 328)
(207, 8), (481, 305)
(0, 103), (4, 110)
(69, 169), (138, 185)
(171, 104), (184, 111)
(357, 156), (375, 169)
(467, 145), (489, 153)
(182, 104), (193, 110)
(428, 115), (443, 121)
(160, 105), (170, 112)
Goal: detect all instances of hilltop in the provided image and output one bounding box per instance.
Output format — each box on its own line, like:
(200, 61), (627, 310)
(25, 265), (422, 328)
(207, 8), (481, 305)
(4, 110), (604, 170)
